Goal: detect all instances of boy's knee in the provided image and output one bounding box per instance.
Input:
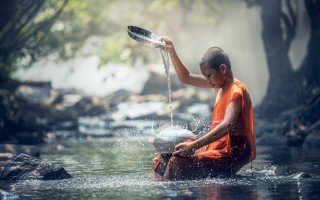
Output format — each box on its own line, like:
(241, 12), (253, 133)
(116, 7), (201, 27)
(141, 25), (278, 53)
(169, 155), (182, 163)
(169, 155), (192, 166)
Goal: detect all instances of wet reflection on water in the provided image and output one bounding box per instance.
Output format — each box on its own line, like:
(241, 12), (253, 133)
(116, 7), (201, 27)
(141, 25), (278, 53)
(1, 136), (320, 199)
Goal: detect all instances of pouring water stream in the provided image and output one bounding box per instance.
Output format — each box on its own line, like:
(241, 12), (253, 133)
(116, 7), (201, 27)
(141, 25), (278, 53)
(160, 48), (174, 127)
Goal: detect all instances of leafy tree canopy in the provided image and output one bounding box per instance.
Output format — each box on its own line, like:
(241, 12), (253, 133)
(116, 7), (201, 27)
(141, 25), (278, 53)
(0, 0), (219, 82)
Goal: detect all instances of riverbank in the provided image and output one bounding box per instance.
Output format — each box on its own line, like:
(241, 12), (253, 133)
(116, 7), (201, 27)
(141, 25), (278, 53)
(1, 73), (320, 169)
(0, 72), (212, 166)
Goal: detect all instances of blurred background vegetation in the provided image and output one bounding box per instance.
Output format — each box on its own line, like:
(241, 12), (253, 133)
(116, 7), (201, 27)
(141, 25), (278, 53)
(0, 0), (319, 116)
(0, 0), (225, 71)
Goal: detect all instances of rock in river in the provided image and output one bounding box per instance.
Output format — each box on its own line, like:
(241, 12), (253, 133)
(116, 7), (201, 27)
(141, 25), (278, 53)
(0, 153), (71, 181)
(153, 127), (197, 153)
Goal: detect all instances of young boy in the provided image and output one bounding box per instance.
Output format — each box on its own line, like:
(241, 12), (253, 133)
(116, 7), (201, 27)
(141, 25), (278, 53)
(152, 36), (256, 181)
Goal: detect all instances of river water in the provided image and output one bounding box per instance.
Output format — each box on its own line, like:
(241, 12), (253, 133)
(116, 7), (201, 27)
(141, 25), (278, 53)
(1, 135), (320, 200)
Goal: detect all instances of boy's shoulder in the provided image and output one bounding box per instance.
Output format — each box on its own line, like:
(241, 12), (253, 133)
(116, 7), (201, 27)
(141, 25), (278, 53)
(233, 80), (249, 91)
(229, 80), (251, 99)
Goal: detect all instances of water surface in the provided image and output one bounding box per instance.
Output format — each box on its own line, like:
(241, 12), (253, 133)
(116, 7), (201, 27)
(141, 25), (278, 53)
(1, 136), (320, 200)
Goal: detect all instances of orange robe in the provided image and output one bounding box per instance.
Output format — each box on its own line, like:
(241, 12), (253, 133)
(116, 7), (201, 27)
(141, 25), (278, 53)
(153, 81), (256, 180)
(198, 81), (256, 162)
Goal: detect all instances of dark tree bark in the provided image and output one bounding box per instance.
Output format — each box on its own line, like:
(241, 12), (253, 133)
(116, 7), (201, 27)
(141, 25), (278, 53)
(252, 0), (296, 116)
(245, 0), (320, 117)
(299, 0), (320, 92)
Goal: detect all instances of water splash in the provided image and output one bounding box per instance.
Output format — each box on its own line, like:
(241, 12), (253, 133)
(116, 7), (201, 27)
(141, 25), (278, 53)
(11, 170), (313, 191)
(160, 48), (173, 127)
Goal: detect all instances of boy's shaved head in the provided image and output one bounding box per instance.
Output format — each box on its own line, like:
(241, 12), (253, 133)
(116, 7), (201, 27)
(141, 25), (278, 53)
(199, 47), (231, 69)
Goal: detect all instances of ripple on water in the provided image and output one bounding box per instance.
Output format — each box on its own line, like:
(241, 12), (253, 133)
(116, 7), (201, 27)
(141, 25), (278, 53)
(13, 174), (156, 190)
(11, 166), (313, 192)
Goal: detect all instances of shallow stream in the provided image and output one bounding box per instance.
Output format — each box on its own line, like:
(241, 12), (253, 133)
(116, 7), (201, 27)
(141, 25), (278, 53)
(1, 135), (320, 200)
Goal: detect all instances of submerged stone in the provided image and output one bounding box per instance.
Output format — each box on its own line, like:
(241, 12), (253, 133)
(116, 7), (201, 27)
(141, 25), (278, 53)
(289, 172), (312, 179)
(0, 153), (71, 181)
(0, 189), (19, 199)
(153, 127), (197, 153)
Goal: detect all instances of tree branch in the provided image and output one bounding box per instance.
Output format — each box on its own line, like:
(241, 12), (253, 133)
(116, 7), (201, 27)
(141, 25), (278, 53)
(12, 1), (45, 37)
(304, 0), (319, 28)
(280, 11), (295, 52)
(15, 0), (69, 54)
(0, 1), (14, 32)
(285, 0), (297, 27)
(16, 0), (44, 30)
(0, 0), (45, 47)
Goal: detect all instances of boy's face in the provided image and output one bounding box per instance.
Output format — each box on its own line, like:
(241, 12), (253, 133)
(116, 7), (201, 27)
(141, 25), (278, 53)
(200, 63), (226, 88)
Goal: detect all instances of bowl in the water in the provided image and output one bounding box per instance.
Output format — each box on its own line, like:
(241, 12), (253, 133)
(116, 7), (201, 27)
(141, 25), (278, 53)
(153, 127), (197, 153)
(127, 26), (165, 48)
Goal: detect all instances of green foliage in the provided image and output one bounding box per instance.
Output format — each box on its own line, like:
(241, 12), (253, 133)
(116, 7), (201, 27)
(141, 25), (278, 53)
(100, 32), (132, 65)
(150, 0), (179, 12)
(33, 0), (111, 61)
(0, 0), (221, 83)
(0, 0), (111, 72)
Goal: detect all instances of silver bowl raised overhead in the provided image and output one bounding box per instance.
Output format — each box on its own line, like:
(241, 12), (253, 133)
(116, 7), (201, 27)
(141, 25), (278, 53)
(127, 26), (165, 48)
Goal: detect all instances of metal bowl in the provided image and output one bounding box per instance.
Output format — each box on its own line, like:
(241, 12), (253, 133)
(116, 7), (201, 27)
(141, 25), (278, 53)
(153, 127), (197, 153)
(127, 26), (165, 48)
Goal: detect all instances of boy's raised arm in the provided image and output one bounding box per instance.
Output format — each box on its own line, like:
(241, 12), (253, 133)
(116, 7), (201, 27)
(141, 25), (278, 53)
(160, 36), (213, 88)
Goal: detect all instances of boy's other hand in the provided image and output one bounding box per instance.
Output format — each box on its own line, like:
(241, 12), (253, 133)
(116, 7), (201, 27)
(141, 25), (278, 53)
(172, 141), (195, 157)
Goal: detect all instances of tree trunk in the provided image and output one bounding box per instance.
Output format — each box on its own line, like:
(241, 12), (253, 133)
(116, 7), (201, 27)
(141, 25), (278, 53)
(299, 0), (320, 96)
(255, 0), (296, 117)
(251, 0), (320, 119)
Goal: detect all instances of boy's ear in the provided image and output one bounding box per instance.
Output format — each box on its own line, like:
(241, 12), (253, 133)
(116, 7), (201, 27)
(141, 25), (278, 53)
(219, 64), (227, 73)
